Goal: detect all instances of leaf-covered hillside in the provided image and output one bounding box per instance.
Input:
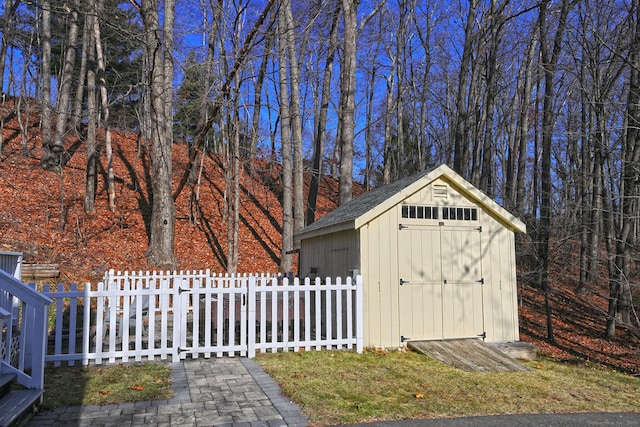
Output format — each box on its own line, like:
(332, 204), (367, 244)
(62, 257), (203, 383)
(0, 103), (341, 280)
(0, 104), (638, 375)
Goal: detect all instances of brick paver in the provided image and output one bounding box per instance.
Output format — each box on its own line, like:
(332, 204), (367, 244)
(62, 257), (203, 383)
(29, 358), (307, 427)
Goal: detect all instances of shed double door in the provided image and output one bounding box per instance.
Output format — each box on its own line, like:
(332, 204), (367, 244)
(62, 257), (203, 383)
(398, 224), (484, 343)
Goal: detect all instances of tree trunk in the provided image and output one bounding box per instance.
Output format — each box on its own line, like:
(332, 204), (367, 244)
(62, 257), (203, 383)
(363, 31), (378, 190)
(578, 56), (592, 292)
(281, 0), (305, 239)
(53, 0), (80, 158)
(306, 2), (340, 225)
(72, 9), (91, 131)
(248, 32), (272, 162)
(0, 0), (20, 94)
(84, 7), (97, 213)
(40, 0), (60, 170)
(277, 6), (293, 273)
(382, 46), (396, 186)
(480, 0), (500, 197)
(414, 4), (433, 173)
(606, 0), (640, 338)
(395, 1), (407, 180)
(92, 0), (115, 211)
(226, 81), (241, 274)
(140, 0), (177, 269)
(507, 28), (536, 214)
(338, 0), (358, 205)
(537, 0), (571, 343)
(452, 0), (477, 177)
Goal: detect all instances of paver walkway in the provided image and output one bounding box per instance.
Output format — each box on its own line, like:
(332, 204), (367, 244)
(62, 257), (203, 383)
(28, 357), (308, 427)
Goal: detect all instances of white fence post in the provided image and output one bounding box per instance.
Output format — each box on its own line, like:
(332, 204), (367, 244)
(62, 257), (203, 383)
(355, 275), (364, 354)
(248, 276), (256, 358)
(83, 283), (91, 366)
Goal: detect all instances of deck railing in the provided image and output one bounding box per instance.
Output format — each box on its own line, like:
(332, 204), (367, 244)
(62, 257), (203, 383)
(0, 269), (52, 389)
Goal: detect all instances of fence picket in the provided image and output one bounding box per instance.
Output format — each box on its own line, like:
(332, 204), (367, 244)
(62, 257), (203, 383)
(36, 272), (362, 365)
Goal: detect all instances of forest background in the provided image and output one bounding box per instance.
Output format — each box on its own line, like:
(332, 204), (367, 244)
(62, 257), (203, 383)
(0, 0), (639, 354)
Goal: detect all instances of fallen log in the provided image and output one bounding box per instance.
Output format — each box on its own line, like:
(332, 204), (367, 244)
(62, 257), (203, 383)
(21, 263), (60, 280)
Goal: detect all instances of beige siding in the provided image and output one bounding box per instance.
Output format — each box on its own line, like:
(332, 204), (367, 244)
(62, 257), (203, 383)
(404, 176), (475, 207)
(300, 171), (522, 348)
(479, 210), (519, 342)
(359, 206), (401, 348)
(299, 230), (359, 280)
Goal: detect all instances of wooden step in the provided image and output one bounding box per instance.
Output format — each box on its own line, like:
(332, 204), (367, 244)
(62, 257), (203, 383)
(0, 374), (16, 399)
(0, 389), (43, 427)
(408, 339), (532, 372)
(490, 341), (538, 360)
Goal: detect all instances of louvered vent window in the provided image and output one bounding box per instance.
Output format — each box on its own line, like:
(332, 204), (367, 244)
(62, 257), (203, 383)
(401, 205), (439, 219)
(401, 205), (478, 222)
(442, 207), (478, 221)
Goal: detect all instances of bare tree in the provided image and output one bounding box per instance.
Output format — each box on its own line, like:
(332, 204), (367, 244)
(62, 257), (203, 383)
(277, 4), (293, 272)
(138, 0), (177, 268)
(84, 5), (98, 212)
(0, 0), (20, 94)
(72, 9), (91, 131)
(306, 1), (341, 224)
(452, 0), (477, 178)
(91, 0), (115, 210)
(39, 0), (60, 169)
(225, 81), (241, 274)
(338, 0), (358, 205)
(52, 0), (80, 159)
(537, 0), (572, 343)
(280, 0), (305, 237)
(172, 0), (276, 201)
(606, 0), (640, 339)
(507, 24), (537, 216)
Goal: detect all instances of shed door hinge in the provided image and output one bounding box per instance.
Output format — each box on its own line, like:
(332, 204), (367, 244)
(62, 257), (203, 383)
(477, 278), (484, 285)
(399, 224), (408, 230)
(401, 335), (411, 343)
(400, 278), (408, 286)
(476, 226), (483, 232)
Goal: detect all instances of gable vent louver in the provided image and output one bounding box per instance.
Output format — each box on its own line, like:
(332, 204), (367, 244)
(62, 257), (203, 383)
(433, 185), (448, 199)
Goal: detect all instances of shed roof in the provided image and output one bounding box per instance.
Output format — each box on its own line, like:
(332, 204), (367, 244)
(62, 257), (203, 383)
(296, 164), (527, 240)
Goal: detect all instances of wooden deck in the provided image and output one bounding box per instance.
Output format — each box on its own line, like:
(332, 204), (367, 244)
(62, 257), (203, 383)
(408, 339), (532, 372)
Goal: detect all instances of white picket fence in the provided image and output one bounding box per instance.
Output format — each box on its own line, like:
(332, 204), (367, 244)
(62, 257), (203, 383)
(41, 270), (363, 365)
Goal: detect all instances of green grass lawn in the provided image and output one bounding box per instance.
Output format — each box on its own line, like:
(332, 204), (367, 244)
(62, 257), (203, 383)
(41, 362), (173, 410)
(255, 349), (640, 426)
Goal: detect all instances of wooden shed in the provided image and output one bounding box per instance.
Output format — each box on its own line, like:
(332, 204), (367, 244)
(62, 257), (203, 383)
(296, 164), (526, 348)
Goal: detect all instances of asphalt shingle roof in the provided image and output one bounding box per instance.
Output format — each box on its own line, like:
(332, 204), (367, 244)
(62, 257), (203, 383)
(299, 168), (435, 236)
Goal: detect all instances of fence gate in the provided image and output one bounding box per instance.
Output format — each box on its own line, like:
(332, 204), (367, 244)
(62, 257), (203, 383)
(175, 275), (248, 358)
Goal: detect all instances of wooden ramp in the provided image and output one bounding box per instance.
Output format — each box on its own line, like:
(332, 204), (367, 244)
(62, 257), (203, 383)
(408, 339), (531, 373)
